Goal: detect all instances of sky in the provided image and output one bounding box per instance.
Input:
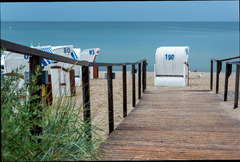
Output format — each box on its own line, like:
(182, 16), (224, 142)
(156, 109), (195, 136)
(0, 1), (239, 21)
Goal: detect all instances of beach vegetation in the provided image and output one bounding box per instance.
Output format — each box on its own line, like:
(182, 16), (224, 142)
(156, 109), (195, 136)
(1, 57), (104, 161)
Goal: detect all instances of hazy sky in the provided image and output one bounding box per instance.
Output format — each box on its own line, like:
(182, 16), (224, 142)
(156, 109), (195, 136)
(1, 1), (239, 21)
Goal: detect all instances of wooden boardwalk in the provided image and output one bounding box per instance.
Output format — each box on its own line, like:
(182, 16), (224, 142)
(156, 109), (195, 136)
(100, 89), (240, 160)
(217, 91), (240, 101)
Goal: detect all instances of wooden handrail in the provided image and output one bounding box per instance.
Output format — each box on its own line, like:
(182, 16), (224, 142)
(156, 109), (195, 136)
(1, 39), (147, 140)
(210, 56), (240, 93)
(211, 56), (240, 62)
(1, 39), (146, 67)
(223, 61), (240, 109)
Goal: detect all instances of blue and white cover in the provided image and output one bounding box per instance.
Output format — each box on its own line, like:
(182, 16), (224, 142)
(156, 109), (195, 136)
(24, 47), (53, 66)
(71, 50), (78, 60)
(40, 48), (53, 66)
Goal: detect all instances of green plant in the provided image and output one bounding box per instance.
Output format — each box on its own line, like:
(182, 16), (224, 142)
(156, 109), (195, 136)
(1, 63), (104, 161)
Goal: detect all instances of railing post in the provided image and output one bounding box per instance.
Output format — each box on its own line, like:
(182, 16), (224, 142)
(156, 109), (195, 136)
(145, 61), (147, 91)
(224, 63), (232, 101)
(70, 69), (76, 96)
(107, 66), (114, 133)
(142, 61), (147, 92)
(132, 64), (136, 107)
(216, 60), (222, 94)
(234, 64), (239, 109)
(122, 65), (127, 118)
(82, 66), (91, 141)
(29, 56), (42, 143)
(46, 74), (53, 106)
(210, 60), (213, 90)
(138, 63), (141, 99)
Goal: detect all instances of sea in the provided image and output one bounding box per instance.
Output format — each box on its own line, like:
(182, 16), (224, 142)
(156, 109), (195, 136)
(1, 21), (239, 72)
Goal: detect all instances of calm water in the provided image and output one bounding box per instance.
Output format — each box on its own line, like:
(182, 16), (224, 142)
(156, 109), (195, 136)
(1, 21), (239, 72)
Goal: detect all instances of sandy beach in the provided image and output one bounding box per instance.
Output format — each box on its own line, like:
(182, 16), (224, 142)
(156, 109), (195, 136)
(72, 71), (240, 140)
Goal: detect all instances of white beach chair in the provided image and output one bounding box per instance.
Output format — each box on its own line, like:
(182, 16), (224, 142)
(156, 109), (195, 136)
(72, 48), (82, 86)
(154, 46), (189, 86)
(50, 45), (74, 98)
(51, 45), (73, 69)
(31, 45), (53, 73)
(50, 66), (72, 98)
(3, 48), (53, 93)
(3, 51), (29, 74)
(3, 51), (26, 91)
(79, 48), (100, 79)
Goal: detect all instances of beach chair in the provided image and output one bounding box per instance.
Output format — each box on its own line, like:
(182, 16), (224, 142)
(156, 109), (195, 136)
(79, 48), (100, 79)
(72, 48), (82, 86)
(3, 51), (29, 75)
(31, 45), (53, 72)
(154, 46), (189, 86)
(3, 50), (52, 97)
(50, 45), (74, 98)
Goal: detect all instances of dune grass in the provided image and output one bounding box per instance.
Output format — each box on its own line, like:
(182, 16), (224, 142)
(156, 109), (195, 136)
(1, 63), (105, 161)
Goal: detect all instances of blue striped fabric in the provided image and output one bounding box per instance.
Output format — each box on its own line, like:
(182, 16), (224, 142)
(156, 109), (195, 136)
(40, 48), (53, 66)
(71, 50), (78, 60)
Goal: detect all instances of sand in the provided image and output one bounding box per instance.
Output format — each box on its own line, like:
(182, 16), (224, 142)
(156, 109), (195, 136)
(72, 71), (240, 140)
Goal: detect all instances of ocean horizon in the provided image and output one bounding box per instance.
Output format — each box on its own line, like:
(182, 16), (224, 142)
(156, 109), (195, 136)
(1, 21), (239, 72)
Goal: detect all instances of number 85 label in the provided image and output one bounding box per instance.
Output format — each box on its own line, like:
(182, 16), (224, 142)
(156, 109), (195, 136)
(165, 54), (175, 60)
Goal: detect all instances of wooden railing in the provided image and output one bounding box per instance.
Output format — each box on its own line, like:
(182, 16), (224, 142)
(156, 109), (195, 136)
(1, 39), (147, 141)
(210, 56), (240, 93)
(224, 61), (240, 108)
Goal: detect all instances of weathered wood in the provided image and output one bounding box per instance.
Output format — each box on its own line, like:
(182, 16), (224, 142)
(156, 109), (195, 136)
(234, 65), (239, 108)
(210, 58), (239, 93)
(216, 60), (222, 94)
(1, 39), (146, 67)
(122, 65), (127, 118)
(218, 91), (240, 101)
(138, 63), (141, 99)
(29, 56), (42, 143)
(142, 61), (147, 92)
(1, 39), (149, 142)
(210, 60), (213, 90)
(88, 59), (146, 67)
(220, 56), (240, 62)
(46, 74), (53, 105)
(224, 63), (232, 101)
(82, 66), (91, 140)
(107, 66), (114, 133)
(69, 69), (76, 96)
(142, 62), (145, 93)
(132, 65), (136, 107)
(93, 66), (99, 79)
(1, 39), (88, 66)
(100, 89), (240, 160)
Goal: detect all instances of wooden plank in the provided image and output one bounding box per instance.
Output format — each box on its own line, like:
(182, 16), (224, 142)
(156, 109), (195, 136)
(100, 89), (240, 160)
